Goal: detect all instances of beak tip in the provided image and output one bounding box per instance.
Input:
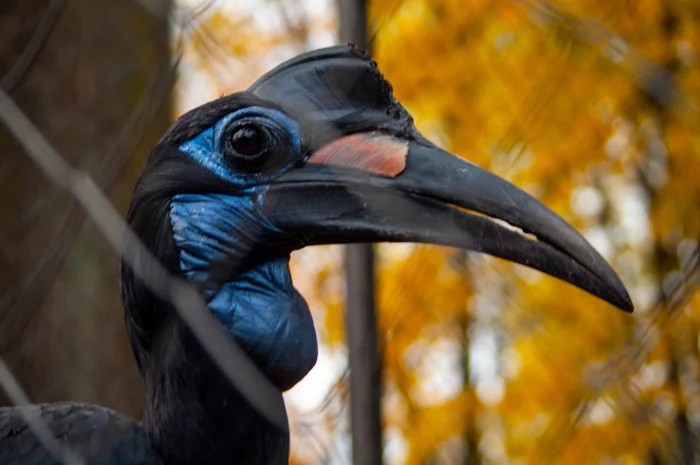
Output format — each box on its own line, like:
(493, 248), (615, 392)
(607, 285), (634, 313)
(613, 298), (634, 313)
(619, 295), (635, 313)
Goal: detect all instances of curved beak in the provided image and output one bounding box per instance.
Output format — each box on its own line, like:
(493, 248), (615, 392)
(262, 132), (633, 313)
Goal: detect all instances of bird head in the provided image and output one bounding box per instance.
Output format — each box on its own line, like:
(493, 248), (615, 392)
(121, 46), (632, 392)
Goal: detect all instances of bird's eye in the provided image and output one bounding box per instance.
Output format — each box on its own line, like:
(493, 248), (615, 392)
(230, 124), (265, 157)
(222, 120), (290, 173)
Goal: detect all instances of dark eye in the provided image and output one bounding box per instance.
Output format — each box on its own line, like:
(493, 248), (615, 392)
(222, 120), (291, 173)
(230, 124), (265, 156)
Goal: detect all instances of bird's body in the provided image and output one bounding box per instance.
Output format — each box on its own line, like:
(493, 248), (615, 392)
(0, 403), (158, 465)
(0, 46), (633, 464)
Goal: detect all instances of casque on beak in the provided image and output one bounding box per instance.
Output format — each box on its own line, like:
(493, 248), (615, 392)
(252, 45), (633, 312)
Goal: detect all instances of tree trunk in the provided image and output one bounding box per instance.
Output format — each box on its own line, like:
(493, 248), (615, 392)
(0, 0), (171, 418)
(338, 1), (383, 464)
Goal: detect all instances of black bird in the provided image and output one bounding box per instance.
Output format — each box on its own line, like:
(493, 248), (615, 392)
(0, 46), (633, 465)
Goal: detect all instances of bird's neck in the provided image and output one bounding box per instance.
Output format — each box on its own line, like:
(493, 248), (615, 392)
(122, 193), (317, 464)
(168, 192), (319, 388)
(139, 260), (315, 465)
(141, 337), (289, 465)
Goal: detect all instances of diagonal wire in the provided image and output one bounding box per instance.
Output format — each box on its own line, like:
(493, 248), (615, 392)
(1, 0), (66, 92)
(131, 0), (170, 20)
(0, 4), (291, 462)
(0, 81), (288, 445)
(0, 361), (85, 465)
(521, 0), (694, 112)
(499, 2), (700, 460)
(0, 42), (180, 351)
(0, 357), (84, 465)
(2, 0), (400, 463)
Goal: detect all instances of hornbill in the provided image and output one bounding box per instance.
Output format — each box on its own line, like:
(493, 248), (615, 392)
(0, 46), (633, 465)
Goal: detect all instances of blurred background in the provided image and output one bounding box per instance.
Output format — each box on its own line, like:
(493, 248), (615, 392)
(1, 0), (699, 463)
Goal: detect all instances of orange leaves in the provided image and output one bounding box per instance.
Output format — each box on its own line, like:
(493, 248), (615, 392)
(377, 246), (469, 331)
(182, 0), (700, 462)
(176, 2), (335, 108)
(400, 394), (473, 464)
(365, 0), (700, 463)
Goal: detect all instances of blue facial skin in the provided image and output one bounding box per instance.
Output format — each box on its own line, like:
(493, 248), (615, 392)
(170, 107), (318, 389)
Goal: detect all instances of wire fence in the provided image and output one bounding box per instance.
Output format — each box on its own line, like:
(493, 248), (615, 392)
(0, 0), (698, 464)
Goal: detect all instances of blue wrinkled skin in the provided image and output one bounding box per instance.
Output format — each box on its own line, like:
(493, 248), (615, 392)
(178, 107), (302, 186)
(170, 107), (318, 388)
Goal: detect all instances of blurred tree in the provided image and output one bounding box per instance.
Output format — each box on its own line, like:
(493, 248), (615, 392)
(185, 1), (700, 463)
(5, 0), (698, 463)
(314, 0), (700, 463)
(360, 0), (700, 464)
(0, 0), (171, 417)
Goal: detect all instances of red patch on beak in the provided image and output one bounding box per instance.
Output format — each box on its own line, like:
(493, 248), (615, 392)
(307, 133), (408, 177)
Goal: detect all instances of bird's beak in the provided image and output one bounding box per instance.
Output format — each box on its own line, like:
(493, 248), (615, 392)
(263, 132), (633, 312)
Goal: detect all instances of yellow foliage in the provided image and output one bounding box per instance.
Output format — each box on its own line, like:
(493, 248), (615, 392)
(357, 0), (699, 462)
(186, 0), (700, 462)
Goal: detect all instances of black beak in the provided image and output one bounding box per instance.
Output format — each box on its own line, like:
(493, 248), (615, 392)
(263, 132), (633, 312)
(250, 45), (632, 312)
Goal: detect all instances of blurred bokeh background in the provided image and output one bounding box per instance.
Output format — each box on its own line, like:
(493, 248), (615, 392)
(1, 0), (699, 463)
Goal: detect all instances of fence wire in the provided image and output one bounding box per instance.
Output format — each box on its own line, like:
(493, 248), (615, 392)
(0, 0), (699, 464)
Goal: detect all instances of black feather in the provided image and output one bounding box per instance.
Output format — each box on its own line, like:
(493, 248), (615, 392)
(0, 403), (161, 465)
(0, 46), (398, 465)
